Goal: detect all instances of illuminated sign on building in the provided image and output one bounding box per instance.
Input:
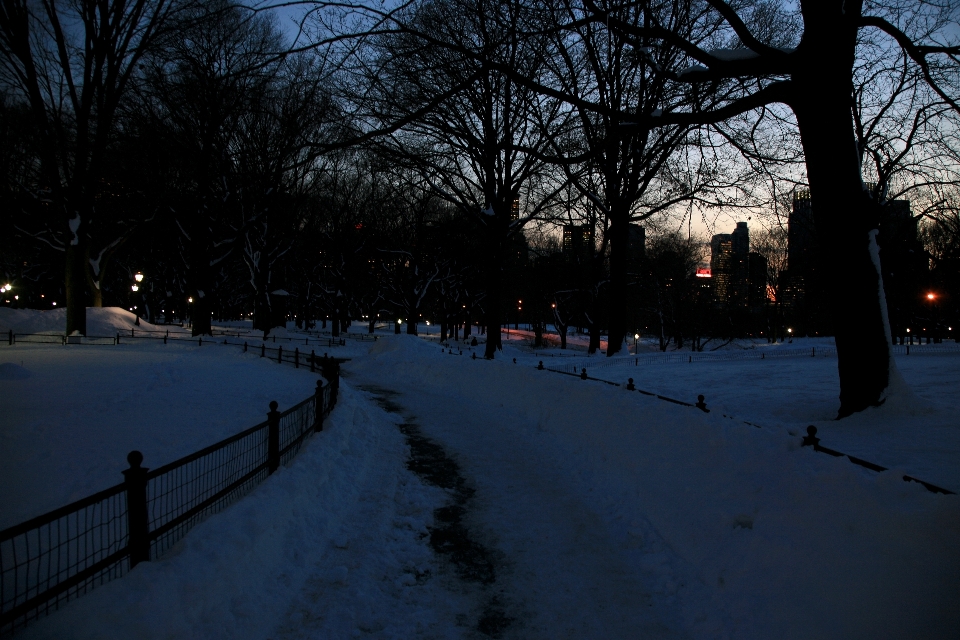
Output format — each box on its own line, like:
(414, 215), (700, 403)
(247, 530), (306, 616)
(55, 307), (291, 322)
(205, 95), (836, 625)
(696, 268), (712, 278)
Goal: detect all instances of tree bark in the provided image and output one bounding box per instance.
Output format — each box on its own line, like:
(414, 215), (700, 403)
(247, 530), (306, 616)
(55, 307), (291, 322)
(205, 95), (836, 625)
(65, 241), (87, 336)
(606, 206), (629, 356)
(483, 219), (505, 359)
(792, 0), (890, 417)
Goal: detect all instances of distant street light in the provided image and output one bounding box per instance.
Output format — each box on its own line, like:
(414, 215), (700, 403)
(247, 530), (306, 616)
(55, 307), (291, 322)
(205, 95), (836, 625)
(131, 284), (139, 292)
(634, 333), (640, 354)
(134, 272), (144, 283)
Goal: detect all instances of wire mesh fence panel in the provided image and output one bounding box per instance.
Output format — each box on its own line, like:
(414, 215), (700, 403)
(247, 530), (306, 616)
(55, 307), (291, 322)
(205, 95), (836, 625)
(146, 423), (270, 559)
(0, 485), (128, 635)
(9, 334), (64, 345)
(892, 343), (960, 355)
(548, 346), (846, 374)
(278, 396), (317, 464)
(1, 358), (340, 635)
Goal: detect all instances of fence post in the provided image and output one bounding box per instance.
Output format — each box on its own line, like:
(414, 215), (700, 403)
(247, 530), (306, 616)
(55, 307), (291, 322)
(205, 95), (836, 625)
(811, 347), (815, 357)
(116, 332), (120, 345)
(310, 349), (316, 373)
(295, 347), (299, 368)
(244, 341), (247, 352)
(696, 395), (708, 412)
(131, 328), (134, 337)
(314, 379), (325, 432)
(8, 329), (12, 345)
(332, 361), (340, 407)
(268, 401), (280, 474)
(261, 343), (265, 358)
(123, 451), (150, 568)
(199, 336), (202, 347)
(278, 345), (283, 364)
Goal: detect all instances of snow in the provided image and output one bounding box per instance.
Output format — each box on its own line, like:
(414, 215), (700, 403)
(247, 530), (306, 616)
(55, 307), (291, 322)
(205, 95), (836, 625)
(0, 306), (174, 337)
(2, 312), (959, 639)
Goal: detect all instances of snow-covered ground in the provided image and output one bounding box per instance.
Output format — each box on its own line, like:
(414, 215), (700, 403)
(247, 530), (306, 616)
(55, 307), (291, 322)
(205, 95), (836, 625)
(2, 309), (959, 639)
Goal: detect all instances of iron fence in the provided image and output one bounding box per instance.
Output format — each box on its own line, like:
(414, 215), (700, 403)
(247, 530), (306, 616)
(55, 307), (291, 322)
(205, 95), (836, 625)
(545, 342), (960, 375)
(0, 367), (339, 637)
(4, 328), (363, 349)
(530, 361), (955, 496)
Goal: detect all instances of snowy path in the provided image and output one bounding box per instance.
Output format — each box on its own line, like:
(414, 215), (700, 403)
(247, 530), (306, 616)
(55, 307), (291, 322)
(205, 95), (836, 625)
(343, 377), (694, 639)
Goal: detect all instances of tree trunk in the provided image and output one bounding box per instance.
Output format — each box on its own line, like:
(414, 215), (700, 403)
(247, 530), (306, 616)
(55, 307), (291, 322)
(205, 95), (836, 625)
(606, 204), (629, 356)
(792, 2), (891, 417)
(191, 292), (212, 336)
(65, 241), (87, 336)
(406, 318), (418, 335)
(483, 224), (504, 359)
(588, 318), (601, 354)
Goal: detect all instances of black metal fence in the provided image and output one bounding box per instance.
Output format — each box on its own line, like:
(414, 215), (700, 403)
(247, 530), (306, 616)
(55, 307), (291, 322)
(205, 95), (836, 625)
(0, 363), (340, 636)
(5, 328), (368, 349)
(544, 342), (960, 375)
(532, 362), (955, 496)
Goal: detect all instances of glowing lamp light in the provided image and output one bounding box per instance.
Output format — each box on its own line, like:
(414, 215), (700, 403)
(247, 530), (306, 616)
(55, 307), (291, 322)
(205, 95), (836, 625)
(787, 328), (793, 334)
(52, 301), (56, 306)
(134, 272), (144, 283)
(188, 297), (193, 303)
(425, 321), (430, 325)
(634, 334), (639, 340)
(131, 284), (139, 292)
(906, 328), (911, 333)
(926, 293), (935, 300)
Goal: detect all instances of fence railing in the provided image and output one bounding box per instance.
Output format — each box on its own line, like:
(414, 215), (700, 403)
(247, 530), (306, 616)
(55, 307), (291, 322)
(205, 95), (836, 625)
(0, 361), (340, 637)
(4, 328), (363, 349)
(529, 360), (955, 496)
(544, 341), (960, 375)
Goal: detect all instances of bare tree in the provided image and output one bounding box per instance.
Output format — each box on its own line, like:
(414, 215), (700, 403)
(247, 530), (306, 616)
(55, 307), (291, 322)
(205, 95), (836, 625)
(366, 0), (571, 358)
(578, 0), (960, 417)
(0, 0), (183, 333)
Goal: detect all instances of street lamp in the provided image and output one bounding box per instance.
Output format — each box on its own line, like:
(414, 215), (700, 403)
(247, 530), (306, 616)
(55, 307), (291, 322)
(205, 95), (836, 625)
(634, 333), (640, 354)
(134, 272), (144, 283)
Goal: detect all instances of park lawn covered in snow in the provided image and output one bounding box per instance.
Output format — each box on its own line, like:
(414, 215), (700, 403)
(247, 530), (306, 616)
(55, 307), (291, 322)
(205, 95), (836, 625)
(2, 313), (959, 639)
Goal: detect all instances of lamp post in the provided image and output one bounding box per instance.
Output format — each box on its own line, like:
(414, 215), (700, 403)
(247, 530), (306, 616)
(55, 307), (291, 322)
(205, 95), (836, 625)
(926, 292), (939, 343)
(634, 333), (640, 354)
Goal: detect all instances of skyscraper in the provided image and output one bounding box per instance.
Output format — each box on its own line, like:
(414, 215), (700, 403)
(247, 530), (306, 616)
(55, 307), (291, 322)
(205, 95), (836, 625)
(711, 221), (765, 307)
(562, 224), (594, 263)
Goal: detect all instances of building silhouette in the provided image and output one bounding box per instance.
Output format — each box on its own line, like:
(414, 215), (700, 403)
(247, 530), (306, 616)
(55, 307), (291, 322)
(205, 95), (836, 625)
(777, 189), (928, 337)
(563, 224), (594, 263)
(628, 224), (646, 265)
(710, 221), (766, 308)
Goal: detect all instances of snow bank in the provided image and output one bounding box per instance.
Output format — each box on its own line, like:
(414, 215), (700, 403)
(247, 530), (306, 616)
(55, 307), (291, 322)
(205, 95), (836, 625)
(0, 307), (168, 336)
(0, 342), (319, 528)
(0, 362), (31, 380)
(348, 336), (960, 639)
(17, 385), (455, 640)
